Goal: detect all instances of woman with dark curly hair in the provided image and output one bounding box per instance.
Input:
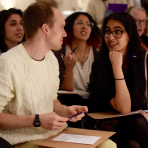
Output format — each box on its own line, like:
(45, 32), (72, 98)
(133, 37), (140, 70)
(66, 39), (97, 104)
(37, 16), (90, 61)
(0, 8), (25, 55)
(53, 12), (100, 107)
(87, 12), (148, 148)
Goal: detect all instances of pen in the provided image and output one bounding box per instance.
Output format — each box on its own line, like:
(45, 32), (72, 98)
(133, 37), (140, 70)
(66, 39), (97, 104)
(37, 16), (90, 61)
(123, 55), (137, 57)
(71, 47), (77, 54)
(68, 111), (83, 119)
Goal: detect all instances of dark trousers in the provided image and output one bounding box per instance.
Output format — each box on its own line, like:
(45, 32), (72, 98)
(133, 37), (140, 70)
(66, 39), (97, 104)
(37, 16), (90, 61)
(0, 137), (14, 148)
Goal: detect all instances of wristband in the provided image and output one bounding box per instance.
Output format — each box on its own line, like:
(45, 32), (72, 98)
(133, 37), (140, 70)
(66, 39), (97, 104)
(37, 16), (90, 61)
(115, 78), (125, 80)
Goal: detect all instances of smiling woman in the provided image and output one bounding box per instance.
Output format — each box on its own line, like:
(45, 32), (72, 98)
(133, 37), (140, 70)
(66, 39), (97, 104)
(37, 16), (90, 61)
(104, 19), (129, 55)
(0, 8), (25, 55)
(87, 12), (148, 148)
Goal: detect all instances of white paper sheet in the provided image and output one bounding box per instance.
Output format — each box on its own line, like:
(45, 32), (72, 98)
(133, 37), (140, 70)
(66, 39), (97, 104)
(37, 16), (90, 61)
(52, 133), (101, 145)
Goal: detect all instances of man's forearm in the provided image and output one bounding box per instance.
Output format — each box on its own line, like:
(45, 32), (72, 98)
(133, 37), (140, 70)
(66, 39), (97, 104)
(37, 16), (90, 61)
(53, 99), (67, 117)
(0, 112), (35, 130)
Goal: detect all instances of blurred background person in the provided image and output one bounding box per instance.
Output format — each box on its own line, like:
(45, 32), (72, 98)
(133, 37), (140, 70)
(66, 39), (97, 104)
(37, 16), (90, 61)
(86, 0), (128, 26)
(0, 8), (25, 55)
(129, 6), (148, 51)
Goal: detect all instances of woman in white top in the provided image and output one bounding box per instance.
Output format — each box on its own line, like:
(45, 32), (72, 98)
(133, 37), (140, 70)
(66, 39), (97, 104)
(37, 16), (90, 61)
(53, 11), (100, 107)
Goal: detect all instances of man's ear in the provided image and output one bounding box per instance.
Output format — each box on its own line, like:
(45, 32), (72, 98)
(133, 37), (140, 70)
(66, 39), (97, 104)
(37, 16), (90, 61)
(41, 23), (49, 35)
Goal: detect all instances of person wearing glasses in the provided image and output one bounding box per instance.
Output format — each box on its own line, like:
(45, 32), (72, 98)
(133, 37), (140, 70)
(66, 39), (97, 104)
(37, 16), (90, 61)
(87, 12), (148, 148)
(53, 12), (100, 126)
(128, 6), (148, 51)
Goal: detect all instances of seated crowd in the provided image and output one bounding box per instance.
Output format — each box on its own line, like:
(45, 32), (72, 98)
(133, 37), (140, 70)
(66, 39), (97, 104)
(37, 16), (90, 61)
(0, 0), (148, 148)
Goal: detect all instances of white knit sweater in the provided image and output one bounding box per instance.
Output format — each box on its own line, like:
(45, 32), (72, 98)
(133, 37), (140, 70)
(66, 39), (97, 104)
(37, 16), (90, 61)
(0, 43), (66, 145)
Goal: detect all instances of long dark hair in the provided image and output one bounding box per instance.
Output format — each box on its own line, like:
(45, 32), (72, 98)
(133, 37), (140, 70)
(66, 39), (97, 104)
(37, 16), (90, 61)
(0, 8), (25, 53)
(63, 12), (101, 49)
(88, 12), (147, 111)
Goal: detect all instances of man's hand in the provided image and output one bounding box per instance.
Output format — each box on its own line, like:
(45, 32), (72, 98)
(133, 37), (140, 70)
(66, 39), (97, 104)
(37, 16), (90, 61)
(40, 112), (68, 131)
(63, 105), (88, 122)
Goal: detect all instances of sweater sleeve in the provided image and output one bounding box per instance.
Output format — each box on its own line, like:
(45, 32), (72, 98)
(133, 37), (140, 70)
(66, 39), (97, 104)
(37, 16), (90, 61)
(0, 58), (15, 112)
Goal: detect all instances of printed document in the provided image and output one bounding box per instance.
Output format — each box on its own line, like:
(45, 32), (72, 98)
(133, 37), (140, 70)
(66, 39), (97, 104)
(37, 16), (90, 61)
(52, 133), (101, 145)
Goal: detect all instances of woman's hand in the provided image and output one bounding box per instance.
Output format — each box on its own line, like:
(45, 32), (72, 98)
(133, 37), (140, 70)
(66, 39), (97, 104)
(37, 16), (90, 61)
(109, 51), (123, 70)
(64, 51), (76, 70)
(61, 51), (76, 91)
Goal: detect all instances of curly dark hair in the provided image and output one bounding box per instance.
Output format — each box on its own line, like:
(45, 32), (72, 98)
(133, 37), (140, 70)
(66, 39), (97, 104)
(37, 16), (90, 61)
(0, 8), (25, 53)
(88, 12), (147, 111)
(63, 12), (101, 49)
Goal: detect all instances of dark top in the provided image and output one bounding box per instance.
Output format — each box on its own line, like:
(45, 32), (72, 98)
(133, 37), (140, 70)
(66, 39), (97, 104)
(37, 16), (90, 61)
(141, 35), (148, 48)
(87, 52), (148, 113)
(53, 45), (100, 89)
(87, 59), (116, 113)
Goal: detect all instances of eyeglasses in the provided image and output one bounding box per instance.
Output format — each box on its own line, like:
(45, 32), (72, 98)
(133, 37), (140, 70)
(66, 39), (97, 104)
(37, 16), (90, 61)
(135, 19), (147, 25)
(103, 30), (126, 38)
(74, 20), (94, 28)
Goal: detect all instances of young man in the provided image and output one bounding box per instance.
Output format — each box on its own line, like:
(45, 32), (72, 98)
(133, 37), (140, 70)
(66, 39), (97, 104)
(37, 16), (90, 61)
(0, 0), (116, 148)
(0, 0), (87, 147)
